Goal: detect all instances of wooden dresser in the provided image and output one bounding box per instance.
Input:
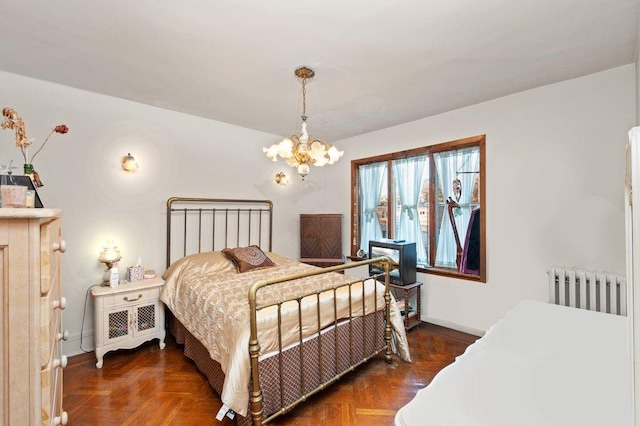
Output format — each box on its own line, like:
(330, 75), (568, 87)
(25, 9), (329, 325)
(299, 214), (344, 268)
(0, 209), (68, 425)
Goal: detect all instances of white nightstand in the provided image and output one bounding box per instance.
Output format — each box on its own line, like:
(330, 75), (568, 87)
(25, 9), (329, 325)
(90, 277), (166, 368)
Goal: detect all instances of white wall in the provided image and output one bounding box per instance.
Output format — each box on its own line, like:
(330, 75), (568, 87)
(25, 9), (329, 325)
(324, 65), (636, 334)
(636, 20), (640, 126)
(0, 64), (634, 354)
(0, 70), (325, 355)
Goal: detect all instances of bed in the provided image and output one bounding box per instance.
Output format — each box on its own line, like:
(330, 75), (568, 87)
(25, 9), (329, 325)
(162, 197), (411, 425)
(394, 299), (632, 426)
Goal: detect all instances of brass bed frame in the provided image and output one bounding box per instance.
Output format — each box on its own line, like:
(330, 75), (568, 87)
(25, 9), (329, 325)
(166, 197), (393, 425)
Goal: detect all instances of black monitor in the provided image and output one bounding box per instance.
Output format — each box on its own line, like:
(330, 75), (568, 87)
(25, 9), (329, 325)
(368, 239), (417, 285)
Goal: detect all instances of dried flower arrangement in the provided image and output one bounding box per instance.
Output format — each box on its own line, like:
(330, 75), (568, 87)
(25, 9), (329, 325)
(1, 107), (69, 187)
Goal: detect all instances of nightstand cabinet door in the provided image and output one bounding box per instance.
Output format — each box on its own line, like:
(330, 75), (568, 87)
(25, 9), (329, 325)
(136, 303), (160, 335)
(104, 301), (161, 343)
(105, 308), (132, 343)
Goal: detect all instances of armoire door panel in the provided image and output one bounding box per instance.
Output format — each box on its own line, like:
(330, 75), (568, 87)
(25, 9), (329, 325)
(300, 214), (343, 261)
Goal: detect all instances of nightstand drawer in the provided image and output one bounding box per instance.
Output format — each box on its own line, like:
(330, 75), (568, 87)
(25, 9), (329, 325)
(103, 285), (161, 309)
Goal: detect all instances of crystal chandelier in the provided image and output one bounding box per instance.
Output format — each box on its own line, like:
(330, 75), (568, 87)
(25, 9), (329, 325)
(263, 66), (343, 180)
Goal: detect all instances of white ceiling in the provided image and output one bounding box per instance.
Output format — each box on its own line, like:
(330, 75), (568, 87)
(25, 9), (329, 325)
(0, 0), (638, 142)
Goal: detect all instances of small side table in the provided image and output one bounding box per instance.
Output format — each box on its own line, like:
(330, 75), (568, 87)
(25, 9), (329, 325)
(389, 281), (423, 330)
(91, 277), (166, 368)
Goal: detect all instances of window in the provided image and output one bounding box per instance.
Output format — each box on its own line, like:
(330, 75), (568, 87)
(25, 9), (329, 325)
(351, 135), (485, 282)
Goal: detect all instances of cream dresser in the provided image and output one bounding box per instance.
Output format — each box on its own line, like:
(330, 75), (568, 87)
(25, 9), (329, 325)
(0, 209), (68, 425)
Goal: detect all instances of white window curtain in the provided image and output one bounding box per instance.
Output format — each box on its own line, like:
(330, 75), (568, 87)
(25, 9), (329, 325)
(434, 147), (480, 269)
(393, 156), (428, 264)
(359, 162), (387, 253)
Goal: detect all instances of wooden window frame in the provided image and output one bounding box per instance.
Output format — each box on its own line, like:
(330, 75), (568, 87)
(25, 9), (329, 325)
(351, 134), (486, 283)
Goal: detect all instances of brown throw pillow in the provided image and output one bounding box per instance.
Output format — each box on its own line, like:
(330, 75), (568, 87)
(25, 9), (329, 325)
(222, 245), (276, 273)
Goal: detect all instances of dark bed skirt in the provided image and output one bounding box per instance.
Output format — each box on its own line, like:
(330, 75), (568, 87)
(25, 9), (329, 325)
(168, 310), (386, 425)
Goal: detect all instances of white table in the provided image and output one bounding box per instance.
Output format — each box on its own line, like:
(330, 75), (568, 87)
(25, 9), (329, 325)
(91, 277), (166, 368)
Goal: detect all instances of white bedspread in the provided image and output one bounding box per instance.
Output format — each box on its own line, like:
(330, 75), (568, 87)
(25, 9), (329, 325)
(395, 300), (632, 426)
(161, 256), (410, 417)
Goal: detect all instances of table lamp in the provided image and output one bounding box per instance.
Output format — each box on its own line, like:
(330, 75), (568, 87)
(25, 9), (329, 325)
(98, 242), (122, 286)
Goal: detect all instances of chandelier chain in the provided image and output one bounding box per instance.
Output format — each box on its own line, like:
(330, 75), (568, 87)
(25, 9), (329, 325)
(301, 77), (307, 122)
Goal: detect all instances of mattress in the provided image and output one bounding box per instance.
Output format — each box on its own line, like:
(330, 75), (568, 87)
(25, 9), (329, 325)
(395, 300), (632, 426)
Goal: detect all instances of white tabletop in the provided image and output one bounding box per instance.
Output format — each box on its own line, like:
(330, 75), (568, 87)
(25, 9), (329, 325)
(91, 276), (164, 296)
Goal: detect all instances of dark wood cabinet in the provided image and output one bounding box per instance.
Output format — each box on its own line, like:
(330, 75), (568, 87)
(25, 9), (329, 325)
(300, 214), (344, 268)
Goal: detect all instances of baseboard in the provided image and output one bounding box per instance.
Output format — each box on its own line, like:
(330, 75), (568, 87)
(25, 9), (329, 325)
(422, 316), (485, 337)
(64, 318), (483, 355)
(63, 331), (95, 357)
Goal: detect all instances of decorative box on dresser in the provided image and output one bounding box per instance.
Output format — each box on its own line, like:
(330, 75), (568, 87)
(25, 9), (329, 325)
(299, 214), (344, 268)
(0, 209), (68, 425)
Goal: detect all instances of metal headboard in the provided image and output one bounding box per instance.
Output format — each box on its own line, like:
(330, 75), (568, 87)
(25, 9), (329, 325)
(166, 197), (273, 268)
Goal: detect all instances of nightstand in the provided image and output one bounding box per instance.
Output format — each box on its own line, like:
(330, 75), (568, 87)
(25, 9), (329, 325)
(389, 281), (423, 330)
(91, 277), (166, 368)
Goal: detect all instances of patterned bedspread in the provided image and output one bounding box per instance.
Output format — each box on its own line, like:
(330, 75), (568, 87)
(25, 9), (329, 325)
(161, 254), (410, 417)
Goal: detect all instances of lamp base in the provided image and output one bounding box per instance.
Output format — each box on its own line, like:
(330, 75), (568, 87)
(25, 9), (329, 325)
(101, 266), (113, 286)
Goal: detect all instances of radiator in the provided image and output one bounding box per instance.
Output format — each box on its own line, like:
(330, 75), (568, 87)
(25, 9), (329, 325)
(548, 267), (627, 316)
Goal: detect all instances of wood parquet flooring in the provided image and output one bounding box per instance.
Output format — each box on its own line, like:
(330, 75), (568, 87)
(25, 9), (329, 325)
(64, 323), (478, 425)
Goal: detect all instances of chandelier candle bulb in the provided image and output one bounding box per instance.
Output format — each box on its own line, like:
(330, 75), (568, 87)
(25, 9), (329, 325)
(263, 66), (343, 180)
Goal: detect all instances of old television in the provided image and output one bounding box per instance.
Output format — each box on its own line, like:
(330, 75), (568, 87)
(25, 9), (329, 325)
(368, 239), (416, 285)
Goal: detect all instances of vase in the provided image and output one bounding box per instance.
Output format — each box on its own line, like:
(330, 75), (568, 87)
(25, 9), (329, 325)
(24, 163), (34, 175)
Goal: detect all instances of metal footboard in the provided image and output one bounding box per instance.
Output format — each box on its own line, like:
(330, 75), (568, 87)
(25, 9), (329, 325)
(248, 258), (393, 425)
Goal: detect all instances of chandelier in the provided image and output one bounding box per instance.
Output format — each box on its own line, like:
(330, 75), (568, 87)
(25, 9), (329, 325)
(263, 66), (343, 180)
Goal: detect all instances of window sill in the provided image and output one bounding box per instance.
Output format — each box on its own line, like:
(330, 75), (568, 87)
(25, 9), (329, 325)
(417, 266), (485, 283)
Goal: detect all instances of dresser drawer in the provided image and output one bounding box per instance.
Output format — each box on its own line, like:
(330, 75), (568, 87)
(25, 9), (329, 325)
(103, 285), (161, 309)
(51, 365), (67, 426)
(40, 218), (64, 296)
(40, 306), (61, 368)
(42, 338), (66, 425)
(40, 284), (66, 368)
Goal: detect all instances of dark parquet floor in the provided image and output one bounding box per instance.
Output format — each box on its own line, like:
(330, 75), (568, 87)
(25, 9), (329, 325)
(64, 323), (478, 425)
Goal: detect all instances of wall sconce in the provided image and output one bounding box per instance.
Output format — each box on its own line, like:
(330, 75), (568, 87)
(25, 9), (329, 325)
(275, 171), (289, 185)
(98, 241), (121, 286)
(121, 153), (139, 172)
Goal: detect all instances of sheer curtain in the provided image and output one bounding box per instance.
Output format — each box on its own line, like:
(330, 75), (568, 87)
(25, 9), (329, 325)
(434, 147), (479, 269)
(393, 156), (428, 264)
(359, 162), (387, 253)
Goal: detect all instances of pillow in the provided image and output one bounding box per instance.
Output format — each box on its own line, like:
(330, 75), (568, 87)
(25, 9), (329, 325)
(264, 251), (292, 265)
(162, 251), (237, 283)
(222, 245), (276, 273)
